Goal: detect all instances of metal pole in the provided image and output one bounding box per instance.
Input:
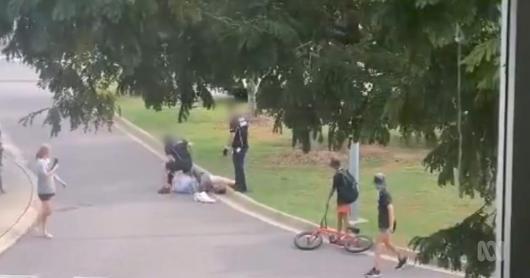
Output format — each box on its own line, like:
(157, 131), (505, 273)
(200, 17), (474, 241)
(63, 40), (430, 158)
(498, 0), (530, 276)
(495, 0), (511, 276)
(348, 141), (360, 222)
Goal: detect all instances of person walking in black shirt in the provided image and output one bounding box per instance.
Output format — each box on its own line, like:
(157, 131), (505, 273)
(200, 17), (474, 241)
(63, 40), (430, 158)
(365, 173), (407, 277)
(223, 113), (249, 193)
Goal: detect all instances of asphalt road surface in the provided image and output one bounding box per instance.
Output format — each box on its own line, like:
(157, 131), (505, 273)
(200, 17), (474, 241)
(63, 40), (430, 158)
(0, 60), (459, 278)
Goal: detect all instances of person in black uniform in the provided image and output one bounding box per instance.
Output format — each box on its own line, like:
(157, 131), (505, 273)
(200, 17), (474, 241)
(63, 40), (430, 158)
(223, 113), (249, 193)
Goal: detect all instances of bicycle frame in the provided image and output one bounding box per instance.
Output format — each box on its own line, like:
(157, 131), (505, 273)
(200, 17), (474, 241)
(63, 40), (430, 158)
(312, 198), (358, 242)
(294, 198), (373, 253)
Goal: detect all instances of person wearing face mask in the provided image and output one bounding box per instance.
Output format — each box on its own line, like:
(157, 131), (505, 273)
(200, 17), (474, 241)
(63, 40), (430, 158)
(223, 109), (249, 193)
(365, 173), (407, 278)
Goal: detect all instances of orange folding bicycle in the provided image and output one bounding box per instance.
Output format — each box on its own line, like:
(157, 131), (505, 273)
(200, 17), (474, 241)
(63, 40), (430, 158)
(294, 200), (373, 253)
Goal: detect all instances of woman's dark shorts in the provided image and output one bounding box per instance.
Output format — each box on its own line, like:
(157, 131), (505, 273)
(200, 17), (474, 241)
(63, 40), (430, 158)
(38, 193), (55, 201)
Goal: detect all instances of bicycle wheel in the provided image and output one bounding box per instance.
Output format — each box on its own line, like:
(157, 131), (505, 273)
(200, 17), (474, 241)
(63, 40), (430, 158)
(294, 231), (323, 250)
(344, 235), (373, 253)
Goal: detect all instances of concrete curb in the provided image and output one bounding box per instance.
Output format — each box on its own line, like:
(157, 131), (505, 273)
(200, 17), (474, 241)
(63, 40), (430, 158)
(114, 115), (466, 276)
(0, 153), (38, 255)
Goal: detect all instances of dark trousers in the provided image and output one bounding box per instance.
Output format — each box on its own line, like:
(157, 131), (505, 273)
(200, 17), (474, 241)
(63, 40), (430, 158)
(232, 148), (247, 192)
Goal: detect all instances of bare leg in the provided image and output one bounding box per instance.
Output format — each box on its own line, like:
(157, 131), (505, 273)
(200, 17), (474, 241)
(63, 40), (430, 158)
(337, 213), (344, 236)
(41, 200), (53, 238)
(374, 232), (386, 270)
(343, 211), (351, 232)
(211, 175), (235, 187)
(383, 236), (402, 258)
(32, 202), (44, 233)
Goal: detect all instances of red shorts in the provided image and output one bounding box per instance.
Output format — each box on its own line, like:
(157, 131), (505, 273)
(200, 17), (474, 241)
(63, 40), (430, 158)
(337, 204), (351, 215)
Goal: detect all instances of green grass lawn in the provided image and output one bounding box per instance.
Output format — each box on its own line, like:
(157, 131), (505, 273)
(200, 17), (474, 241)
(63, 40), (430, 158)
(118, 97), (481, 246)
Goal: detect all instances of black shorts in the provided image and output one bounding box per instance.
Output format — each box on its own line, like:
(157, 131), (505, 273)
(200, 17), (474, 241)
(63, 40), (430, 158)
(38, 193), (55, 201)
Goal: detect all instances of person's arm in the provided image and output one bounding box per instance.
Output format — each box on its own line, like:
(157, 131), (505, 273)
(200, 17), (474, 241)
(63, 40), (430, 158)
(328, 174), (340, 201)
(226, 132), (235, 147)
(39, 160), (58, 177)
(387, 204), (395, 232)
(224, 119), (236, 155)
(54, 175), (68, 188)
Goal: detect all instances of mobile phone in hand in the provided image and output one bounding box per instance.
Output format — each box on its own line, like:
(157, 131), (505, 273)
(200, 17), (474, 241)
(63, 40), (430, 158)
(52, 158), (59, 168)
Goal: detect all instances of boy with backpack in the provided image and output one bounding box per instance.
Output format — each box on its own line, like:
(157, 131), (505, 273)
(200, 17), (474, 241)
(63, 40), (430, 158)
(328, 158), (358, 241)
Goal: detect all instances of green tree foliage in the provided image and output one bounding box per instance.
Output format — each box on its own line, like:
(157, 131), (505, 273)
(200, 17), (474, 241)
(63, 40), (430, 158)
(0, 0), (500, 276)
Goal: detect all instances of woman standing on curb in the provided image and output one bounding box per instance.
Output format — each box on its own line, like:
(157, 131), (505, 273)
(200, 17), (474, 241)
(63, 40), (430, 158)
(34, 144), (59, 239)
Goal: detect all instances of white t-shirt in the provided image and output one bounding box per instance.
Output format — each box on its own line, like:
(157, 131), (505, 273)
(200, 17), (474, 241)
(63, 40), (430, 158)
(36, 158), (56, 194)
(172, 174), (197, 194)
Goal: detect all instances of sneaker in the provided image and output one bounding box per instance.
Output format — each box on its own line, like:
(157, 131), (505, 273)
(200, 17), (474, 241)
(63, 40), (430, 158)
(396, 256), (408, 269)
(195, 192), (205, 202)
(199, 192), (216, 203)
(43, 232), (54, 239)
(364, 268), (381, 277)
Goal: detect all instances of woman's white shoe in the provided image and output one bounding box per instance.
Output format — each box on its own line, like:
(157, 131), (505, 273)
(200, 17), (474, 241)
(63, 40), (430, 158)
(43, 232), (54, 239)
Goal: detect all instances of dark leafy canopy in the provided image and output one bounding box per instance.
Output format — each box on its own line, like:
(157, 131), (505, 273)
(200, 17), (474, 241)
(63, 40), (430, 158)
(0, 0), (500, 276)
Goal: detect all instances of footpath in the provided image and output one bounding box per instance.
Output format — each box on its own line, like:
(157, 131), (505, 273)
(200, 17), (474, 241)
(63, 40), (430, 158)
(0, 151), (37, 255)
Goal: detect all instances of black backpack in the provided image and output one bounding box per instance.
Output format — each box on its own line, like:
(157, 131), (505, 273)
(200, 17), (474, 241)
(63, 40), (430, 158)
(339, 169), (359, 203)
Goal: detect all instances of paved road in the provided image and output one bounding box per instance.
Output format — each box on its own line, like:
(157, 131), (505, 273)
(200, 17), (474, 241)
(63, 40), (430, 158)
(0, 60), (458, 278)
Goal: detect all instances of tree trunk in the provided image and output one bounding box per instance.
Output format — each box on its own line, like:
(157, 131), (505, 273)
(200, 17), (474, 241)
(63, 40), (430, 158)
(242, 76), (261, 117)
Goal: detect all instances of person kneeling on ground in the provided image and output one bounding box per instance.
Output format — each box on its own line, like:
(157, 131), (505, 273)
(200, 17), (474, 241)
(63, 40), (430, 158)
(327, 157), (359, 243)
(159, 135), (193, 194)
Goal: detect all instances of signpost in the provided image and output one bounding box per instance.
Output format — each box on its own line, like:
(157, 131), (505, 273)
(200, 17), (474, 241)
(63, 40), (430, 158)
(348, 141), (360, 223)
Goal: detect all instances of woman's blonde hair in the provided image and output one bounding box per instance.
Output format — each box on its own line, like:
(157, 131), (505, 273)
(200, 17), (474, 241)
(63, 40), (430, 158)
(35, 144), (51, 159)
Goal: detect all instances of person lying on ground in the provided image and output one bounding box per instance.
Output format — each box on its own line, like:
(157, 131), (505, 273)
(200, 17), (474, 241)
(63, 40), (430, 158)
(189, 165), (235, 195)
(168, 167), (235, 203)
(171, 171), (215, 203)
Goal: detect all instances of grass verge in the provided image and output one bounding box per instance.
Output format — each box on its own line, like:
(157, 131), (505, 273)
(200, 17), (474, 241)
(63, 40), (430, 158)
(118, 97), (481, 246)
